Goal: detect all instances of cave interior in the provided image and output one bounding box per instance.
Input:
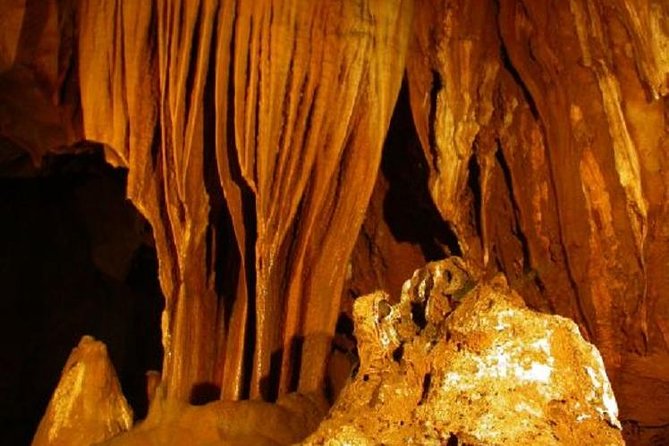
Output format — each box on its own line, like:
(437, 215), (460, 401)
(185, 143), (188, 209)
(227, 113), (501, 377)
(0, 0), (668, 445)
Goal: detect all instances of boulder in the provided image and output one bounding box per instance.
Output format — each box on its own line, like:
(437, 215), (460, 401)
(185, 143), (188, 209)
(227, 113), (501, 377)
(303, 259), (624, 445)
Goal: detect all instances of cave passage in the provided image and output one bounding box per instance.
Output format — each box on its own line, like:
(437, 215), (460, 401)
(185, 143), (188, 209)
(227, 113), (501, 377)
(0, 147), (164, 445)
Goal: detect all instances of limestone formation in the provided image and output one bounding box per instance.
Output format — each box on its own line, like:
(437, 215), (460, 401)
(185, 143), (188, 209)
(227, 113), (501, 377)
(0, 0), (667, 444)
(32, 336), (133, 446)
(304, 259), (625, 445)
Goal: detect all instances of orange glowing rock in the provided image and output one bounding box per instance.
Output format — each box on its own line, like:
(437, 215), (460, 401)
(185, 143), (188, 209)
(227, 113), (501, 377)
(32, 336), (133, 446)
(304, 259), (624, 445)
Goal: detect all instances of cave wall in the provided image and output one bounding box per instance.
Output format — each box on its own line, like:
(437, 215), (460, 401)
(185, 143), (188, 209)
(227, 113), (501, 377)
(0, 0), (667, 443)
(405, 1), (669, 438)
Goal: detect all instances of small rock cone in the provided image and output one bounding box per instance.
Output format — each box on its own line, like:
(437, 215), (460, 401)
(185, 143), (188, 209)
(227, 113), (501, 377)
(32, 336), (133, 446)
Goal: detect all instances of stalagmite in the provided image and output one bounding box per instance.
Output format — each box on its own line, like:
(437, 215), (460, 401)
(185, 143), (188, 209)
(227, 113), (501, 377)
(0, 0), (666, 444)
(32, 336), (133, 446)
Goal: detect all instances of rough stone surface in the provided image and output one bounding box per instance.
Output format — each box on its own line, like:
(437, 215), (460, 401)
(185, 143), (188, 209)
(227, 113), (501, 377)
(304, 259), (624, 445)
(31, 336), (133, 446)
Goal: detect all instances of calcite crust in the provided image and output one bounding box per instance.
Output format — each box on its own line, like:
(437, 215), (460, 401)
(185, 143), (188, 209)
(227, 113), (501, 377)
(303, 259), (624, 445)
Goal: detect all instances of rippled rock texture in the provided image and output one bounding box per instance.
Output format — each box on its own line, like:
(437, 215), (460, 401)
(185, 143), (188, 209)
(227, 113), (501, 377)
(0, 0), (667, 444)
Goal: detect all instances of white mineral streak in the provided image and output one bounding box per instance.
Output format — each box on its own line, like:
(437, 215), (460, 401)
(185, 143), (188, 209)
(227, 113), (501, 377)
(401, 278), (411, 295)
(515, 401), (543, 417)
(586, 355), (623, 429)
(473, 344), (552, 383)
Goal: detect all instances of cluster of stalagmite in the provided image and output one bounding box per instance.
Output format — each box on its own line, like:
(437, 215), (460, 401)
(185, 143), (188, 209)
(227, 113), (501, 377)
(34, 260), (625, 445)
(0, 0), (667, 444)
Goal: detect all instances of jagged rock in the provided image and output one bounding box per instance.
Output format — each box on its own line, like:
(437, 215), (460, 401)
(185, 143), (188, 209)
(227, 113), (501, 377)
(32, 336), (133, 446)
(303, 259), (624, 445)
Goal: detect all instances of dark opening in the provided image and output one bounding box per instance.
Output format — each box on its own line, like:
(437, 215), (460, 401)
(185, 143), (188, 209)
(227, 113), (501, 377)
(411, 302), (428, 330)
(419, 372), (432, 405)
(0, 147), (164, 445)
(381, 80), (461, 260)
(446, 432), (460, 446)
(467, 152), (483, 239)
(392, 344), (404, 363)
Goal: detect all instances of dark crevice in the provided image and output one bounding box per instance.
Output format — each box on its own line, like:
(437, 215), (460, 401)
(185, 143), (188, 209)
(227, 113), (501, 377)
(467, 151), (483, 239)
(240, 156), (258, 397)
(200, 4), (243, 402)
(392, 343), (404, 363)
(418, 373), (432, 405)
(287, 336), (304, 394)
(381, 79), (461, 260)
(189, 383), (221, 405)
(410, 302), (428, 330)
(226, 10), (259, 401)
(498, 41), (540, 120)
(446, 433), (460, 446)
(427, 69), (443, 173)
(202, 2), (226, 298)
(494, 145), (531, 272)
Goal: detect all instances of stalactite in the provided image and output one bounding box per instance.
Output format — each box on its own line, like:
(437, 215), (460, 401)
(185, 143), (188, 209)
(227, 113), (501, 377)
(76, 0), (414, 402)
(0, 0), (667, 443)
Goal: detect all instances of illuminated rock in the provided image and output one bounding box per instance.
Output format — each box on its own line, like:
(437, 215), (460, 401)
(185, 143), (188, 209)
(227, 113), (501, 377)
(32, 336), (133, 446)
(99, 392), (327, 446)
(303, 259), (624, 445)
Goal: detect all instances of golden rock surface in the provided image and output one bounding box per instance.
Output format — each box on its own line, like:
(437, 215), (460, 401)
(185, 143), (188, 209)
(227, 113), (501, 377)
(31, 336), (133, 446)
(0, 1), (667, 442)
(99, 391), (327, 446)
(304, 259), (624, 445)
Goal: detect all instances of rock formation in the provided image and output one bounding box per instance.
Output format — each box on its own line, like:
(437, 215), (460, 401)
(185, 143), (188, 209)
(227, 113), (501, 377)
(33, 262), (625, 446)
(305, 259), (625, 445)
(32, 336), (133, 446)
(0, 0), (666, 444)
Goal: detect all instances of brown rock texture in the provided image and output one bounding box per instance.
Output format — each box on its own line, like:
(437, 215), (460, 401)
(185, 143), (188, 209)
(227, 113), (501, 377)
(304, 259), (625, 445)
(31, 336), (133, 446)
(0, 0), (667, 443)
